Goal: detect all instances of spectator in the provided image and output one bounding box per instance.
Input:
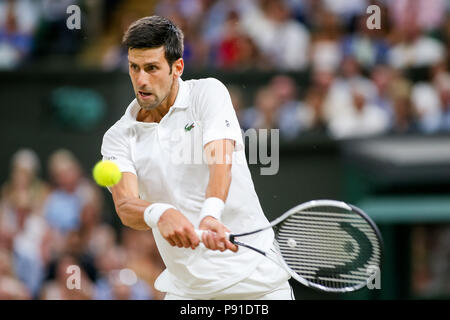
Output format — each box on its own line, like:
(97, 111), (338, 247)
(411, 81), (443, 133)
(171, 12), (210, 69)
(390, 0), (446, 33)
(0, 248), (30, 299)
(269, 75), (303, 140)
(242, 86), (282, 131)
(87, 224), (117, 258)
(320, 55), (378, 130)
(388, 14), (445, 70)
(41, 226), (99, 297)
(12, 208), (51, 298)
(310, 9), (343, 73)
(0, 149), (50, 297)
(0, 0), (41, 69)
(440, 15), (450, 71)
(435, 72), (450, 131)
(94, 244), (153, 300)
(341, 14), (390, 70)
(389, 76), (417, 133)
(411, 71), (450, 133)
(313, 68), (354, 127)
(95, 268), (151, 300)
(216, 10), (266, 70)
(43, 149), (94, 235)
(78, 184), (107, 254)
(121, 229), (165, 300)
(241, 0), (310, 71)
(371, 64), (396, 126)
(201, 0), (242, 48)
(32, 0), (84, 57)
(328, 82), (390, 139)
(40, 253), (93, 300)
(335, 55), (377, 103)
(321, 0), (367, 28)
(296, 85), (328, 133)
(0, 149), (49, 222)
(155, 0), (204, 23)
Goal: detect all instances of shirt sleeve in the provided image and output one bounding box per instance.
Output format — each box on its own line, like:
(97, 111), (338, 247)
(196, 78), (244, 152)
(101, 123), (136, 175)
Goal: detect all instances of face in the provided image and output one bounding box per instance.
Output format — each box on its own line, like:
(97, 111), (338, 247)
(51, 161), (80, 192)
(128, 47), (183, 110)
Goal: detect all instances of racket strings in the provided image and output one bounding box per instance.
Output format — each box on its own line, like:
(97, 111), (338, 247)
(275, 205), (381, 291)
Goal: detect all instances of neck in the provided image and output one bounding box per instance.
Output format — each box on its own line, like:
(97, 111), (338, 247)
(158, 78), (180, 117)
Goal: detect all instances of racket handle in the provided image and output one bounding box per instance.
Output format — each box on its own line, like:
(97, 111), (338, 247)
(195, 229), (231, 242)
(195, 229), (204, 240)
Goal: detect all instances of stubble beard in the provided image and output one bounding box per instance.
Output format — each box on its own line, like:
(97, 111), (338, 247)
(136, 77), (174, 111)
(137, 95), (160, 110)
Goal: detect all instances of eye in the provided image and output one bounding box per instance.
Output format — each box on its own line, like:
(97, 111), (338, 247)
(130, 64), (139, 71)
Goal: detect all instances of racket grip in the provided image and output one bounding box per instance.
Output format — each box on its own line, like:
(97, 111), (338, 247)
(195, 229), (231, 242)
(195, 229), (204, 240)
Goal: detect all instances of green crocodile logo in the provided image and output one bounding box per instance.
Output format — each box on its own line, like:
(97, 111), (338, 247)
(184, 123), (195, 131)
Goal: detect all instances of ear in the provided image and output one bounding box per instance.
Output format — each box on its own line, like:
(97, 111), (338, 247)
(172, 58), (184, 78)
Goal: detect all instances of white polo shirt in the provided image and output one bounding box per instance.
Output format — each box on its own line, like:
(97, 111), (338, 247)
(101, 77), (278, 297)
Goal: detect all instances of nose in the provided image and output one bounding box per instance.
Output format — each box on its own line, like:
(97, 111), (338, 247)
(136, 70), (148, 89)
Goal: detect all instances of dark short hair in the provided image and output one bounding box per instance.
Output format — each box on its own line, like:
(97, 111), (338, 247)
(122, 16), (184, 67)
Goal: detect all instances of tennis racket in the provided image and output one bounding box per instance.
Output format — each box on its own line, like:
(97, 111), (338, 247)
(195, 199), (383, 293)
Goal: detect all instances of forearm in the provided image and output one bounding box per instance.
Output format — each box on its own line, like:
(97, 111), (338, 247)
(115, 197), (151, 230)
(201, 139), (234, 223)
(199, 140), (238, 252)
(199, 162), (232, 225)
(200, 163), (238, 252)
(205, 163), (232, 202)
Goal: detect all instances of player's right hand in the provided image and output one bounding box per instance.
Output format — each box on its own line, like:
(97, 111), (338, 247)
(199, 216), (238, 253)
(157, 208), (200, 250)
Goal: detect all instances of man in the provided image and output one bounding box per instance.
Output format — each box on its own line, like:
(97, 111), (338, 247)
(101, 16), (293, 300)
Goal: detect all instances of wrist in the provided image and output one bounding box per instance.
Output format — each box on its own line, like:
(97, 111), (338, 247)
(199, 197), (225, 225)
(144, 203), (176, 229)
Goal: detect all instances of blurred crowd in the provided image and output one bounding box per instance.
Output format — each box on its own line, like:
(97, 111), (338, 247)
(233, 60), (450, 140)
(170, 0), (449, 139)
(1, 0), (450, 139)
(0, 148), (165, 300)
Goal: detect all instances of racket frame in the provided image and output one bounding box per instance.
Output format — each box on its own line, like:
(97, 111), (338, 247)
(196, 199), (384, 293)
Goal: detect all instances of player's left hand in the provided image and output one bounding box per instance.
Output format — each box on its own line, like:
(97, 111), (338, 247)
(199, 216), (238, 252)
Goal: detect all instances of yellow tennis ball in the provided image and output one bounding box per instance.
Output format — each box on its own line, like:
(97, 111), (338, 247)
(92, 160), (122, 187)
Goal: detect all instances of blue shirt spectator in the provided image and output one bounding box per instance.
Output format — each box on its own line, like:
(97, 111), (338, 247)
(44, 190), (81, 233)
(94, 276), (153, 300)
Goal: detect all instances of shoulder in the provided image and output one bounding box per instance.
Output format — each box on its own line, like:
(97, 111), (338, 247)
(103, 117), (128, 140)
(187, 77), (229, 99)
(102, 119), (130, 152)
(186, 78), (231, 114)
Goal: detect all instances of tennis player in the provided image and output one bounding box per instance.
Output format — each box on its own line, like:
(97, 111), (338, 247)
(101, 16), (293, 300)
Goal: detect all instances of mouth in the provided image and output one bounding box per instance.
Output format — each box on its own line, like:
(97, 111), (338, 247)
(138, 91), (153, 99)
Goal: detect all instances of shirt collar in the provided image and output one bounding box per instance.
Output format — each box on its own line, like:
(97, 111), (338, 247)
(171, 77), (189, 109)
